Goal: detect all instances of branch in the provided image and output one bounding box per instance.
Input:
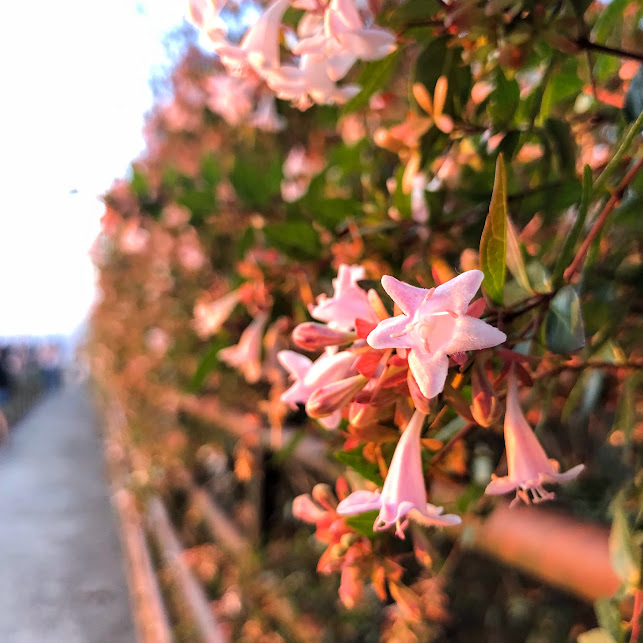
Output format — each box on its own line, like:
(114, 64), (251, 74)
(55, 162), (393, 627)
(564, 156), (643, 281)
(575, 37), (643, 63)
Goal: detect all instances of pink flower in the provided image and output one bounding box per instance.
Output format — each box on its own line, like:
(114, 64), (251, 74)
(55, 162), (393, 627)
(293, 0), (396, 81)
(367, 270), (506, 399)
(217, 0), (290, 76)
(266, 54), (360, 109)
(193, 290), (241, 339)
(249, 93), (286, 132)
(310, 264), (379, 331)
(485, 368), (584, 506)
(337, 410), (461, 538)
(204, 74), (256, 126)
(218, 312), (269, 383)
(119, 220), (149, 255)
(278, 349), (357, 428)
(186, 0), (227, 44)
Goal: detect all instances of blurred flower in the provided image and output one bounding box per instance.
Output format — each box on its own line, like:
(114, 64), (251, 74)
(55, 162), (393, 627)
(219, 311), (269, 383)
(310, 264), (378, 331)
(217, 0), (290, 76)
(485, 368), (584, 506)
(368, 270), (506, 398)
(193, 290), (241, 339)
(278, 349), (357, 428)
(249, 93), (286, 132)
(337, 410), (461, 538)
(293, 0), (396, 82)
(161, 203), (191, 228)
(281, 146), (325, 201)
(266, 54), (360, 109)
(145, 327), (171, 358)
(204, 74), (256, 126)
(119, 220), (149, 255)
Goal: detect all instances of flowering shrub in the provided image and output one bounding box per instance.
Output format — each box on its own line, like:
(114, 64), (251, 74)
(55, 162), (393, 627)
(90, 1), (642, 640)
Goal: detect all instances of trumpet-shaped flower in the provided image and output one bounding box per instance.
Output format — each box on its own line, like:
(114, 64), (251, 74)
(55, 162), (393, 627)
(367, 270), (506, 399)
(278, 349), (357, 428)
(293, 0), (396, 82)
(485, 369), (584, 506)
(193, 290), (241, 339)
(337, 410), (461, 538)
(266, 54), (360, 109)
(310, 264), (379, 331)
(219, 312), (269, 383)
(217, 0), (290, 76)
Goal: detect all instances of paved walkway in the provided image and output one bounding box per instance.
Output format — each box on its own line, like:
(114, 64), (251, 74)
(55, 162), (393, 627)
(0, 386), (135, 643)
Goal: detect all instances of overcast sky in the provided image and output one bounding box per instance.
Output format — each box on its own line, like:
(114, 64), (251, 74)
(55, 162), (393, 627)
(0, 0), (187, 337)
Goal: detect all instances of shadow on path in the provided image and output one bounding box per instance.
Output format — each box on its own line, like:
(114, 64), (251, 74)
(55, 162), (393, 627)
(0, 386), (135, 643)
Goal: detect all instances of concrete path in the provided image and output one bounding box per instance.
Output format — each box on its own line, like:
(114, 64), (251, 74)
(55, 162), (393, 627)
(0, 386), (136, 643)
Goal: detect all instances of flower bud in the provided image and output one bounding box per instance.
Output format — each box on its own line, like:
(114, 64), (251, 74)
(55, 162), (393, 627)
(292, 322), (353, 351)
(312, 483), (337, 511)
(306, 375), (368, 418)
(470, 362), (501, 427)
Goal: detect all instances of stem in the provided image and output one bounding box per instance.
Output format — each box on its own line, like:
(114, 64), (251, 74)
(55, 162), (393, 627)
(575, 37), (643, 63)
(431, 422), (474, 465)
(564, 156), (643, 281)
(631, 589), (642, 643)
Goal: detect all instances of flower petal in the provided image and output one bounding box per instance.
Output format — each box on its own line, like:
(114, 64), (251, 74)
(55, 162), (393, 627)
(381, 275), (428, 316)
(433, 270), (483, 314)
(407, 350), (449, 399)
(444, 316), (507, 354)
(277, 350), (312, 379)
(366, 314), (413, 349)
(336, 490), (382, 515)
(485, 475), (518, 495)
(409, 506), (462, 528)
(543, 463), (585, 484)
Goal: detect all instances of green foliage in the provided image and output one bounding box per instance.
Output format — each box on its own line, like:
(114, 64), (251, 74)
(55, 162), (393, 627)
(480, 155), (508, 304)
(545, 286), (586, 353)
(230, 153), (282, 209)
(264, 220), (322, 260)
(345, 510), (381, 538)
(342, 50), (402, 115)
(335, 446), (383, 485)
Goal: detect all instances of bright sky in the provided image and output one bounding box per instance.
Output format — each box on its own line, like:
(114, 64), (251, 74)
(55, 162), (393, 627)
(0, 0), (187, 337)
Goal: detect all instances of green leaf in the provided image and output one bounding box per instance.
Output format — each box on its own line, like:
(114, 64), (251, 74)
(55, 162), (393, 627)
(341, 50), (402, 115)
(345, 510), (381, 538)
(506, 216), (533, 294)
(609, 495), (641, 589)
(335, 446), (383, 485)
(594, 598), (624, 643)
(488, 69), (520, 127)
(189, 336), (229, 392)
(593, 0), (627, 42)
(129, 168), (149, 199)
(545, 118), (577, 176)
(414, 37), (448, 97)
(479, 154), (508, 304)
(593, 109), (643, 196)
(545, 285), (586, 353)
(577, 629), (617, 643)
(553, 164), (593, 286)
(264, 221), (322, 260)
(230, 154), (282, 209)
(201, 154), (220, 187)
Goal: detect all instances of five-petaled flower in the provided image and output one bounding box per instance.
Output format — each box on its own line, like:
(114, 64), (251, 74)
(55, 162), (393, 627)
(310, 264), (378, 331)
(367, 270), (506, 399)
(336, 410), (461, 538)
(485, 367), (584, 507)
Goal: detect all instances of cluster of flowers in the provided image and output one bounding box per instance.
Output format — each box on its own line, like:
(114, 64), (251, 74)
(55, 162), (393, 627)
(188, 0), (396, 117)
(206, 263), (584, 541)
